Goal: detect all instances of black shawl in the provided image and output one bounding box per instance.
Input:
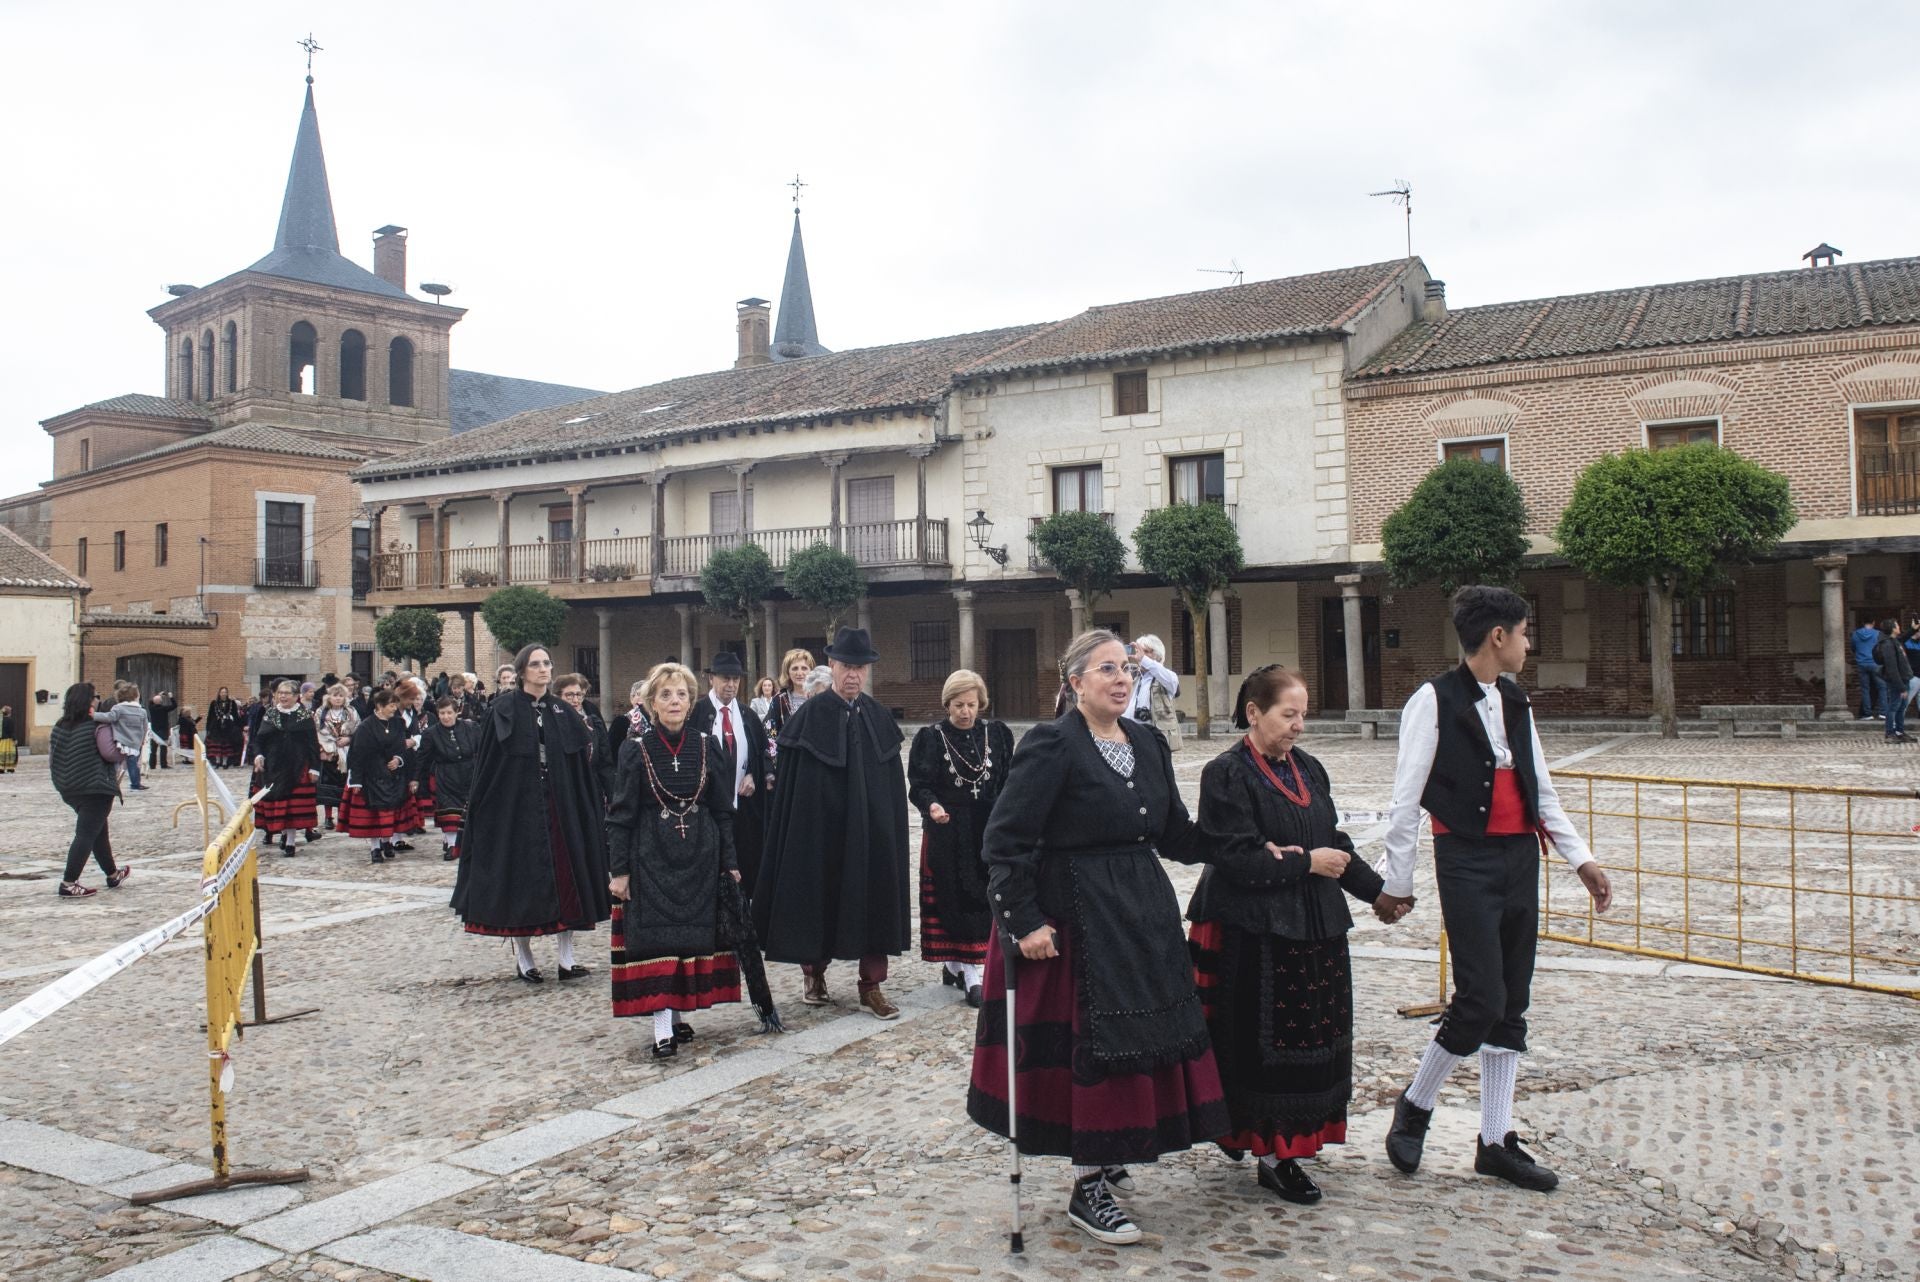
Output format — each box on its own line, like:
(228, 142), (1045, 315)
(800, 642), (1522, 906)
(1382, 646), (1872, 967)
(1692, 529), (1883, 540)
(253, 706), (319, 800)
(1185, 743), (1384, 939)
(607, 730), (737, 958)
(982, 710), (1208, 1077)
(907, 719), (1015, 947)
(347, 714), (410, 811)
(752, 691), (910, 962)
(416, 718), (481, 813)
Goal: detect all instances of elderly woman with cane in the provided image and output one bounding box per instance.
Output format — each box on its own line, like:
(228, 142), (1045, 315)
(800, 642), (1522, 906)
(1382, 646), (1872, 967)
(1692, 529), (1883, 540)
(969, 629), (1286, 1246)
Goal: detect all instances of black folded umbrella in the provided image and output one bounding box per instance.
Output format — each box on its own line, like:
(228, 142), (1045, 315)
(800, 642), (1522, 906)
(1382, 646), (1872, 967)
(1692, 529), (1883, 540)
(718, 872), (784, 1033)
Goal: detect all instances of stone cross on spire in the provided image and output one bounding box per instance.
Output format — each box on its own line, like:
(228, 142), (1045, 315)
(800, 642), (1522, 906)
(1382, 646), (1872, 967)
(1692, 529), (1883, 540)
(297, 32), (323, 83)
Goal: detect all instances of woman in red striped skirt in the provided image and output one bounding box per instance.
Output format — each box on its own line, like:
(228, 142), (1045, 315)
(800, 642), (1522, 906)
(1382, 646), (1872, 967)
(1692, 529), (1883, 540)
(414, 696), (479, 861)
(606, 663), (745, 1058)
(250, 682), (322, 856)
(341, 689), (409, 863)
(907, 669), (1013, 1008)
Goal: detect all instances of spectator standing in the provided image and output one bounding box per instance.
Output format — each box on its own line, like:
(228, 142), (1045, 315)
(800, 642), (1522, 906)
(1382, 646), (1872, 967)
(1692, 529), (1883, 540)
(1127, 634), (1183, 752)
(1873, 619), (1913, 743)
(1852, 619), (1887, 721)
(96, 682), (149, 790)
(147, 691), (177, 770)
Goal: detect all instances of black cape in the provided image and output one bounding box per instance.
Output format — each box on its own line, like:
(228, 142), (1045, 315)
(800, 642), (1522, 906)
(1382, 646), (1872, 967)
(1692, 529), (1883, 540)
(206, 698), (243, 750)
(452, 690), (612, 933)
(347, 714), (410, 811)
(752, 690), (910, 962)
(415, 718), (481, 813)
(689, 695), (770, 896)
(252, 706), (319, 799)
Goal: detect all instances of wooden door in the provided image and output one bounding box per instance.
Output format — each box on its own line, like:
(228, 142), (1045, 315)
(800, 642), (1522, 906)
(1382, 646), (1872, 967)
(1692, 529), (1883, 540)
(0, 663), (27, 736)
(115, 654), (181, 704)
(846, 476), (896, 563)
(987, 628), (1039, 719)
(548, 510), (574, 582)
(1320, 597), (1381, 711)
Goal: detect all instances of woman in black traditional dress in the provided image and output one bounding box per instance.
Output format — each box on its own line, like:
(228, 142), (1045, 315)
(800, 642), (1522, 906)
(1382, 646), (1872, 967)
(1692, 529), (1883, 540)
(415, 696), (480, 860)
(314, 683), (359, 832)
(453, 644), (611, 983)
(1188, 666), (1387, 1205)
(250, 681), (322, 856)
(908, 669), (1012, 1008)
(607, 662), (752, 1057)
(968, 629), (1248, 1247)
(206, 688), (244, 768)
(342, 689), (409, 864)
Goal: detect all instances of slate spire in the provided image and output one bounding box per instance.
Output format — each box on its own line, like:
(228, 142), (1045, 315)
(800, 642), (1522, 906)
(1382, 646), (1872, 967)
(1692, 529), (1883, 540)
(273, 84), (340, 253)
(771, 211), (828, 360)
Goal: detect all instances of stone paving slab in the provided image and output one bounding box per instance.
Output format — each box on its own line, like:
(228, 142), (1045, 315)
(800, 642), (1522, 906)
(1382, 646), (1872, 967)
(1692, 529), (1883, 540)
(596, 1047), (803, 1120)
(444, 1109), (637, 1176)
(242, 1162), (491, 1253)
(0, 1117), (172, 1185)
(321, 1225), (640, 1280)
(91, 1235), (283, 1282)
(149, 1181), (306, 1228)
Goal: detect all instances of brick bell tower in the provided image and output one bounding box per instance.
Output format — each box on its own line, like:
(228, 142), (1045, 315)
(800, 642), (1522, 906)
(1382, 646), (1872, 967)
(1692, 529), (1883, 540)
(144, 73), (466, 454)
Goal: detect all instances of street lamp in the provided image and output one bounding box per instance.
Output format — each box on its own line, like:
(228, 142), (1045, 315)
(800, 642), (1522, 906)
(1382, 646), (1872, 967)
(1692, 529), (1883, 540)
(967, 509), (1009, 566)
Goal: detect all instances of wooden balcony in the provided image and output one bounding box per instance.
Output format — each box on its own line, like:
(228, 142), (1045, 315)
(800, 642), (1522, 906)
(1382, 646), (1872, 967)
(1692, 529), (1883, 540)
(368, 535), (651, 604)
(1858, 448), (1920, 517)
(657, 518), (951, 583)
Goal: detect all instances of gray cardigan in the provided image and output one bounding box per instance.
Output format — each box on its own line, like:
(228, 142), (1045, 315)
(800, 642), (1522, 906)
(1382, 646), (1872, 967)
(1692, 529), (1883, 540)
(95, 701), (149, 752)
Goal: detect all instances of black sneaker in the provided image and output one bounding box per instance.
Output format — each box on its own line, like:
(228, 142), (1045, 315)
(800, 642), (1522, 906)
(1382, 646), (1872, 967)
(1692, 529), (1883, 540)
(1385, 1090), (1433, 1174)
(1474, 1132), (1559, 1192)
(1067, 1174), (1140, 1245)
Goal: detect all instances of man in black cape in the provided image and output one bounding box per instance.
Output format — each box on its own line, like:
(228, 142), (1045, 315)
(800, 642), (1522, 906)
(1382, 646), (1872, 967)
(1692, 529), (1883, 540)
(688, 649), (771, 897)
(753, 627), (911, 1019)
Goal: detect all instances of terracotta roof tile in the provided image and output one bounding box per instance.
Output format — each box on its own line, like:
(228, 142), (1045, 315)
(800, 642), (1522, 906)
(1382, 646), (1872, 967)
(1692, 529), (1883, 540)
(64, 393), (210, 422)
(102, 424), (367, 472)
(0, 523), (87, 591)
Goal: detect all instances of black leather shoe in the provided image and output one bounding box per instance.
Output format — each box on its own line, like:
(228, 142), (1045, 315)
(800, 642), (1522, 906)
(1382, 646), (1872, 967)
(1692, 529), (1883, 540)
(942, 968), (963, 990)
(516, 967), (544, 984)
(1258, 1158), (1322, 1204)
(369, 848), (383, 864)
(392, 839), (415, 852)
(651, 1038), (677, 1059)
(1475, 1132), (1558, 1191)
(673, 1022), (695, 1044)
(1386, 1091), (1433, 1174)
(966, 984), (983, 1008)
(557, 965), (591, 981)
(304, 828), (321, 843)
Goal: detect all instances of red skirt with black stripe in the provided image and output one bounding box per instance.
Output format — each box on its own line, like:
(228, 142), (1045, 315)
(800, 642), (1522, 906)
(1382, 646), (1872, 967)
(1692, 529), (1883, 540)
(609, 904), (741, 1016)
(918, 835), (989, 965)
(339, 789), (403, 840)
(967, 916), (1228, 1166)
(253, 775), (317, 834)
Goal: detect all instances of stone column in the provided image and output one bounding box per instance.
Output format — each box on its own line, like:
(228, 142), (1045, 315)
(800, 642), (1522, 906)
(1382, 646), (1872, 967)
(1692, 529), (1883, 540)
(733, 463), (754, 538)
(857, 595), (874, 700)
(1337, 573), (1367, 712)
(596, 606), (614, 702)
(762, 600), (780, 679)
(1209, 588), (1230, 722)
(954, 587), (976, 672)
(649, 472), (667, 578)
(1816, 555), (1849, 718)
(675, 603), (693, 666)
(462, 608), (476, 672)
(1064, 588), (1086, 636)
(569, 485), (589, 582)
(492, 490), (512, 586)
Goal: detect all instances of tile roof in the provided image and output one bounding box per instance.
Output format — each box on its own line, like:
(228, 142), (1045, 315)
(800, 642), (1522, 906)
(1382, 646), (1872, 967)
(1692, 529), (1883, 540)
(0, 523), (86, 591)
(97, 423), (368, 473)
(357, 323), (1047, 479)
(450, 370), (605, 435)
(62, 393), (210, 423)
(1355, 256), (1920, 380)
(961, 259), (1418, 377)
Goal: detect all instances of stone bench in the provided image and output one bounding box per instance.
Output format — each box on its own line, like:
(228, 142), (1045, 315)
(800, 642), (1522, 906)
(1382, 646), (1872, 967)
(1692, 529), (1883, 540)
(1342, 708), (1401, 740)
(1697, 704), (1816, 739)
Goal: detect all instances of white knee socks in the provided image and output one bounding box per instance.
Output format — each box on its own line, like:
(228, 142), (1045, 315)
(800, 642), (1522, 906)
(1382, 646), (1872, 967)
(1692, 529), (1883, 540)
(961, 962), (983, 989)
(945, 961), (964, 977)
(1479, 1047), (1518, 1145)
(1071, 1164), (1103, 1180)
(1405, 1040), (1462, 1110)
(512, 937), (535, 973)
(555, 930), (576, 970)
(653, 1008), (676, 1042)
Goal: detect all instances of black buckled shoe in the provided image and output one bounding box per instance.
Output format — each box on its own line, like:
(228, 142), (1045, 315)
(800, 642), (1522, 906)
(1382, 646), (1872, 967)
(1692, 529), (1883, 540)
(1475, 1132), (1559, 1192)
(942, 968), (963, 990)
(1258, 1158), (1322, 1204)
(556, 965), (591, 981)
(672, 1022), (695, 1044)
(651, 1038), (677, 1059)
(1385, 1091), (1433, 1174)
(516, 967), (544, 984)
(1067, 1174), (1140, 1245)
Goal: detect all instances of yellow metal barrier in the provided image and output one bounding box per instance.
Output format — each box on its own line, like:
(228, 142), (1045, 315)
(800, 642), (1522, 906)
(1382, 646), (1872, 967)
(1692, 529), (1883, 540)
(131, 795), (309, 1203)
(169, 735), (227, 847)
(1544, 770), (1920, 999)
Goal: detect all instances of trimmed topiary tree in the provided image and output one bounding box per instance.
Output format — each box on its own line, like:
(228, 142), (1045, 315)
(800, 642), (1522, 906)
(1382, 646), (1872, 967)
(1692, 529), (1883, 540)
(481, 585), (569, 658)
(784, 541), (865, 635)
(1555, 443), (1795, 737)
(701, 542), (776, 678)
(1030, 510), (1128, 630)
(374, 607), (443, 673)
(1133, 502), (1243, 739)
(1381, 454), (1531, 595)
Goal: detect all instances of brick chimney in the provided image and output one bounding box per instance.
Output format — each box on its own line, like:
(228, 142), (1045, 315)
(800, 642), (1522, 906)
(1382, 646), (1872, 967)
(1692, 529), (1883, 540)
(734, 297), (772, 368)
(373, 225), (408, 290)
(1422, 278), (1447, 325)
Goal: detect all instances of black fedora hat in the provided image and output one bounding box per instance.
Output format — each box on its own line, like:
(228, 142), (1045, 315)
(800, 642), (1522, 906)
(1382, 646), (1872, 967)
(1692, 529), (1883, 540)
(824, 626), (881, 665)
(707, 650), (747, 677)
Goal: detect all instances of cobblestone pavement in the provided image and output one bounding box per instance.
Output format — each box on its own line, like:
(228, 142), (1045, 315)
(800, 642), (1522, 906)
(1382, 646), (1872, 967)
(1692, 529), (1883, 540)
(0, 733), (1916, 1282)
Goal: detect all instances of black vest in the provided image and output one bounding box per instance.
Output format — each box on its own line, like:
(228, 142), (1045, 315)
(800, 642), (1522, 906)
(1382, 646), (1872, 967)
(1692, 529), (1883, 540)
(1418, 665), (1540, 839)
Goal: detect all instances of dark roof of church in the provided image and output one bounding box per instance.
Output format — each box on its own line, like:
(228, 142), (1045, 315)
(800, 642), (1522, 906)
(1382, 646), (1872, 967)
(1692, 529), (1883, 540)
(1355, 256), (1920, 380)
(64, 393), (209, 423)
(358, 323), (1046, 478)
(243, 85), (409, 301)
(0, 523), (87, 591)
(771, 212), (828, 361)
(92, 424), (367, 473)
(964, 259), (1419, 378)
(450, 370), (606, 435)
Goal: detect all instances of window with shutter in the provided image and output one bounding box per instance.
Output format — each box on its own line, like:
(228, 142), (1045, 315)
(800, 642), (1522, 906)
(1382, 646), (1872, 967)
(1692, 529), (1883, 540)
(1114, 370), (1149, 416)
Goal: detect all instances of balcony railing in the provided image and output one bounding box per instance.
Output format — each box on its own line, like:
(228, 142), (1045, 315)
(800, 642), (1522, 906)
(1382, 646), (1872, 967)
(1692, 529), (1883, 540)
(1859, 448), (1920, 516)
(256, 558), (319, 589)
(370, 535), (651, 593)
(659, 518), (950, 577)
(1027, 511), (1115, 570)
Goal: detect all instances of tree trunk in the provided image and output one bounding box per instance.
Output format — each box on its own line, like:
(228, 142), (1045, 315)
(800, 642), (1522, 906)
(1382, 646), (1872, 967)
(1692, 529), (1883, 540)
(1190, 592), (1212, 740)
(741, 616), (758, 683)
(1647, 580), (1677, 739)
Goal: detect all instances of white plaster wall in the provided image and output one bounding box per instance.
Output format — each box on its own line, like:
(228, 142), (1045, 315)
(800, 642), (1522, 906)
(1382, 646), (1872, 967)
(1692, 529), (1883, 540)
(0, 592), (82, 747)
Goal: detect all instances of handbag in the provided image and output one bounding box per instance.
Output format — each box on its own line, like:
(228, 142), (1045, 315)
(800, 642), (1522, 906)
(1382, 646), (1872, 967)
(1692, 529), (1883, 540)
(95, 722), (121, 763)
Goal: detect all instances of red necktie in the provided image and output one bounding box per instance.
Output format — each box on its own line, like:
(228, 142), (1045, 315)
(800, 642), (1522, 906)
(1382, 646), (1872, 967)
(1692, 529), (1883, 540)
(721, 705), (737, 762)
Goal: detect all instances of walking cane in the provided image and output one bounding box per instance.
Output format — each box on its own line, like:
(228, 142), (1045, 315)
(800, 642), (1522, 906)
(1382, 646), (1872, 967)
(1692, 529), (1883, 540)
(1001, 926), (1024, 1254)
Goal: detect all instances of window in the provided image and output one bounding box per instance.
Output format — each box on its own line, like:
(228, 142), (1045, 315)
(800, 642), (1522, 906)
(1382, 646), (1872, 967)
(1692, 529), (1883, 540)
(263, 500), (305, 581)
(1169, 453), (1225, 506)
(573, 646), (601, 694)
(199, 329), (215, 401)
(351, 526), (371, 600)
(1648, 420), (1718, 450)
(388, 336), (415, 407)
(289, 321), (318, 394)
(1052, 463), (1103, 513)
(910, 621), (951, 682)
(222, 321), (238, 393)
(76, 537), (87, 575)
(1640, 591), (1735, 660)
(178, 339), (194, 402)
(1441, 437), (1506, 467)
(113, 530), (126, 571)
(154, 523), (168, 567)
(79, 439), (90, 470)
(1524, 593), (1542, 654)
(1114, 370), (1149, 416)
(1855, 409), (1920, 516)
(709, 487), (754, 535)
(338, 329), (367, 401)
(846, 476), (896, 563)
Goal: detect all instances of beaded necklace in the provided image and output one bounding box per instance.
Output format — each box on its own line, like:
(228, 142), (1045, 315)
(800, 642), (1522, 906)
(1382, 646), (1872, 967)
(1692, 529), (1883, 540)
(936, 720), (992, 799)
(1243, 735), (1311, 807)
(641, 726), (706, 838)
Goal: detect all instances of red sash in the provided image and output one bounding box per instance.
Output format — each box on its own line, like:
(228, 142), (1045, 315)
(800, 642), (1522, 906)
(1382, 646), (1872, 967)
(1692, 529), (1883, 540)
(1429, 768), (1533, 837)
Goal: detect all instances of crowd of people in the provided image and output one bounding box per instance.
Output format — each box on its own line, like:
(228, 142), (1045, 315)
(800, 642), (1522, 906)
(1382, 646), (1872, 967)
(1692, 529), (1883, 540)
(1851, 614), (1920, 742)
(35, 585), (1615, 1250)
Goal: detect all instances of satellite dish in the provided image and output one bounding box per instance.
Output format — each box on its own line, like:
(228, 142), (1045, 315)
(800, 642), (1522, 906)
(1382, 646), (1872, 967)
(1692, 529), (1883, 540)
(420, 282), (453, 302)
(165, 284), (198, 297)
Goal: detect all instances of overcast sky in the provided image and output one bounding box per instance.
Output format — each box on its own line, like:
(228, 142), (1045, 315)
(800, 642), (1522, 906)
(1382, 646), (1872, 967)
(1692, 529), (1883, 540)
(3, 1), (1912, 477)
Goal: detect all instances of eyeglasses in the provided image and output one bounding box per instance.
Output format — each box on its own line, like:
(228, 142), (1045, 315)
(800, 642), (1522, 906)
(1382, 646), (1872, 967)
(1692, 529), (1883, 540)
(1081, 662), (1133, 680)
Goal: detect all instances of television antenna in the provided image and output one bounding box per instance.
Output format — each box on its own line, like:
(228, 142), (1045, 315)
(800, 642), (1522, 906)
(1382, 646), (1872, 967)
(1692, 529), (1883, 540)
(1198, 258), (1244, 286)
(1369, 180), (1413, 256)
